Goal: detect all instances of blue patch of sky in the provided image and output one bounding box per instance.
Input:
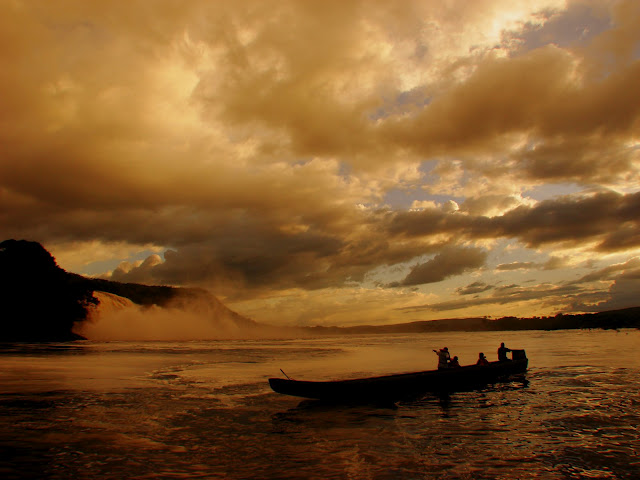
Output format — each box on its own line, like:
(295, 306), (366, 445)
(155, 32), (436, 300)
(337, 160), (352, 179)
(523, 182), (584, 201)
(381, 159), (464, 209)
(292, 157), (313, 167)
(510, 3), (612, 54)
(382, 188), (464, 210)
(79, 249), (165, 276)
(486, 239), (537, 267)
(369, 89), (431, 121)
(419, 160), (439, 175)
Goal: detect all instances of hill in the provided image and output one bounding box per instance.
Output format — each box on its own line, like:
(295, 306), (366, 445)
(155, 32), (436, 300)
(309, 308), (640, 335)
(0, 239), (98, 341)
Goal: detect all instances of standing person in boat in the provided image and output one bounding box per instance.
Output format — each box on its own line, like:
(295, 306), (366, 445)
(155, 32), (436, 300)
(433, 347), (450, 370)
(497, 342), (511, 361)
(449, 356), (461, 368)
(476, 352), (490, 366)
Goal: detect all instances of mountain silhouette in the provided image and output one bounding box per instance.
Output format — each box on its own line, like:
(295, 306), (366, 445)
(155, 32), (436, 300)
(0, 239), (98, 341)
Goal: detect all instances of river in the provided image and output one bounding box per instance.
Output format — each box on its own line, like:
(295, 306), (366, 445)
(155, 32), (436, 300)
(1, 329), (639, 479)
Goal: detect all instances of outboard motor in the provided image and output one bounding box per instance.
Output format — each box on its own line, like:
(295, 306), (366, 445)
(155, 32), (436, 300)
(511, 349), (527, 360)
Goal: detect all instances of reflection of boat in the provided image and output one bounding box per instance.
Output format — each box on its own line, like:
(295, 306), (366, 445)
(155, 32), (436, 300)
(269, 350), (528, 402)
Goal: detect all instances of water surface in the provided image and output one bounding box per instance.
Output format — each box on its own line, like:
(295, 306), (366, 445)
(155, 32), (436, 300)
(1, 329), (639, 479)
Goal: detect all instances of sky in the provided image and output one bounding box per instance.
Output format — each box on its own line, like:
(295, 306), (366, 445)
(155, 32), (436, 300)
(2, 0), (639, 327)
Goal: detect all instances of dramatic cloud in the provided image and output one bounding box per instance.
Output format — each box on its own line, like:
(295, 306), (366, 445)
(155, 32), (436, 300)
(572, 257), (640, 284)
(388, 191), (640, 252)
(1, 0), (639, 325)
(457, 281), (495, 296)
(394, 247), (488, 287)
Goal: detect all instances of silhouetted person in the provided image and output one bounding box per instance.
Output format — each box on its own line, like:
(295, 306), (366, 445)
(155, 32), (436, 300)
(476, 352), (489, 366)
(497, 342), (511, 361)
(433, 347), (450, 370)
(449, 356), (461, 368)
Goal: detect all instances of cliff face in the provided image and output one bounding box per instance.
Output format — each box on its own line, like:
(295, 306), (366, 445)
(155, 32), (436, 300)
(0, 239), (97, 341)
(0, 240), (257, 342)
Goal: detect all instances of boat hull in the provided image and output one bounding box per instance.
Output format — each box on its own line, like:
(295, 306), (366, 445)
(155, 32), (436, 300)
(269, 353), (528, 402)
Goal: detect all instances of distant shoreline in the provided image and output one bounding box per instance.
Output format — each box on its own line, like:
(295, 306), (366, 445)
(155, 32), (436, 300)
(303, 307), (640, 335)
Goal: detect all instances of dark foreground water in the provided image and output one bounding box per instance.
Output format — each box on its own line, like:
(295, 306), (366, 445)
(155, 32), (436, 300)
(1, 329), (639, 479)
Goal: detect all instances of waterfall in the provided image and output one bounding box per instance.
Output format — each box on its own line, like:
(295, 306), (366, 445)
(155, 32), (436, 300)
(74, 291), (274, 341)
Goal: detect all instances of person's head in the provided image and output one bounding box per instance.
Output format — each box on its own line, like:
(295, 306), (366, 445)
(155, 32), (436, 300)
(443, 347), (448, 351)
(453, 356), (458, 361)
(479, 352), (485, 358)
(500, 342), (505, 347)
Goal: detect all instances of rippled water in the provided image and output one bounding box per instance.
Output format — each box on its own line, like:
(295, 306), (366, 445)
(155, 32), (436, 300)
(1, 329), (639, 479)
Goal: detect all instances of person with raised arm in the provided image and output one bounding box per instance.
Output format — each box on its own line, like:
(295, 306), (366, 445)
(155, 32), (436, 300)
(433, 347), (451, 370)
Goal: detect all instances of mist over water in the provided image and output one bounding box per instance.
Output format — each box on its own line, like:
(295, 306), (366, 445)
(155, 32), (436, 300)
(75, 291), (286, 341)
(1, 329), (639, 479)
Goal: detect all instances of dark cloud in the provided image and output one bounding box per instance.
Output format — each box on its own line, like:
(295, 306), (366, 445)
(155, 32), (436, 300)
(595, 274), (640, 311)
(388, 191), (640, 252)
(572, 257), (640, 284)
(393, 246), (488, 287)
(457, 281), (494, 295)
(515, 136), (639, 185)
(571, 266), (640, 312)
(496, 256), (569, 271)
(542, 256), (569, 270)
(496, 191), (640, 251)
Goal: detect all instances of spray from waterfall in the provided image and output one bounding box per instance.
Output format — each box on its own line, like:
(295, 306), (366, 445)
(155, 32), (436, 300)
(75, 291), (294, 341)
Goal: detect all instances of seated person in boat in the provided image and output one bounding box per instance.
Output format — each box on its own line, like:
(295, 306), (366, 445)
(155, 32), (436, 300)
(476, 352), (490, 366)
(497, 342), (511, 361)
(449, 356), (461, 368)
(433, 347), (450, 370)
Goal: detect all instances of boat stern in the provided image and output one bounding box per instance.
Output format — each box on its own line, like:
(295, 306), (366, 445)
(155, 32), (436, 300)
(511, 349), (527, 360)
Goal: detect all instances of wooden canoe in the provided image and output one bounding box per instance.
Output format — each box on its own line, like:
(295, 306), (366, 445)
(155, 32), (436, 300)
(269, 349), (528, 402)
